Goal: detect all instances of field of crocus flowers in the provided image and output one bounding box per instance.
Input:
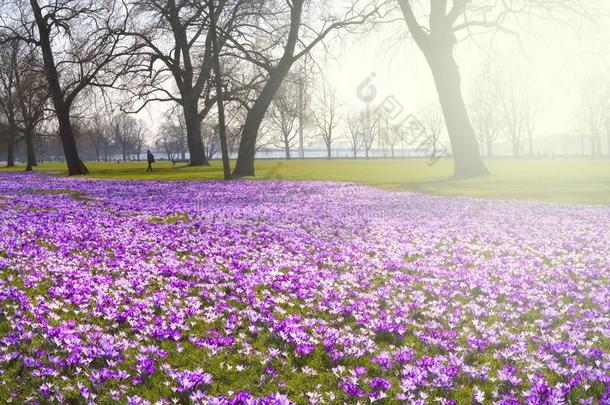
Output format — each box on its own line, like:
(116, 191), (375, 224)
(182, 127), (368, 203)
(0, 173), (609, 404)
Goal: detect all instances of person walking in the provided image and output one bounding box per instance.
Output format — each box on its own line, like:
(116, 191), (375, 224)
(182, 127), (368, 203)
(146, 150), (155, 172)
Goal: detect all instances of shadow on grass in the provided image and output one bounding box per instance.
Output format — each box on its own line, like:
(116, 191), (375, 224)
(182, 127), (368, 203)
(387, 175), (610, 205)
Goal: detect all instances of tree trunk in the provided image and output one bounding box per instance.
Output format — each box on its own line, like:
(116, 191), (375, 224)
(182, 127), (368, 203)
(284, 141), (291, 160)
(399, 0), (488, 178)
(233, 70), (287, 176)
(25, 128), (36, 171)
(57, 111), (88, 174)
(6, 134), (15, 167)
(423, 45), (488, 178)
(30, 0), (88, 175)
(183, 97), (208, 166)
(209, 0), (231, 180)
(326, 143), (331, 159)
(4, 117), (18, 167)
(233, 1), (304, 177)
(298, 78), (305, 159)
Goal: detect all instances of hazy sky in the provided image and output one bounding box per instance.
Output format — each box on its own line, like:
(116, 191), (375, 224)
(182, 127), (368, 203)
(140, 3), (610, 143)
(320, 5), (610, 137)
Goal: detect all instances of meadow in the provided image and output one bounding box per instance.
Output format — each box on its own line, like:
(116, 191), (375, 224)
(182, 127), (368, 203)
(0, 164), (609, 404)
(3, 158), (609, 204)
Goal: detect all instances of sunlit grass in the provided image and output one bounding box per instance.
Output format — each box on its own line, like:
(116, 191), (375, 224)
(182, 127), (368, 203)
(2, 158), (609, 204)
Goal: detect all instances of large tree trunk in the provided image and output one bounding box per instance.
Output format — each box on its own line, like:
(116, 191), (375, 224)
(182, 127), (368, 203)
(233, 70), (287, 176)
(398, 1), (487, 178)
(30, 0), (88, 175)
(183, 97), (209, 166)
(25, 128), (36, 171)
(233, 1), (304, 177)
(424, 45), (488, 178)
(57, 110), (88, 174)
(6, 133), (15, 167)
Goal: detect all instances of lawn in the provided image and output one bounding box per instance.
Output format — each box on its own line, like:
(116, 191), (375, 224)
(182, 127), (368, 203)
(0, 173), (609, 404)
(2, 158), (610, 204)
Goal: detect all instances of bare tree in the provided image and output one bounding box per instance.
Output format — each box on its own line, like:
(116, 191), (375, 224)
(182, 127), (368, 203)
(232, 0), (387, 176)
(396, 1), (487, 176)
(293, 55), (314, 159)
(208, 0), (231, 179)
(225, 103), (248, 156)
(268, 83), (299, 160)
(1, 0), (140, 174)
(363, 108), (378, 160)
(313, 82), (339, 159)
(378, 110), (401, 158)
(346, 110), (365, 159)
(495, 60), (538, 158)
(0, 40), (20, 167)
(123, 0), (261, 167)
(199, 122), (217, 160)
(419, 103), (445, 159)
(0, 39), (49, 170)
(132, 121), (147, 161)
(575, 70), (609, 157)
(396, 0), (584, 175)
(157, 116), (183, 160)
(470, 66), (502, 157)
(15, 48), (48, 170)
(112, 115), (132, 162)
(89, 113), (113, 162)
(161, 107), (188, 160)
(112, 113), (146, 161)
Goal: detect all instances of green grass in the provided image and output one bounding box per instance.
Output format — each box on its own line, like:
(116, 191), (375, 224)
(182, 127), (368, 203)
(2, 158), (609, 204)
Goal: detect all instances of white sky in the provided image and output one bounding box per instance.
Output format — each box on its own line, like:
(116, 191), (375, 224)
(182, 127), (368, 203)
(319, 5), (610, 137)
(140, 3), (610, 143)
